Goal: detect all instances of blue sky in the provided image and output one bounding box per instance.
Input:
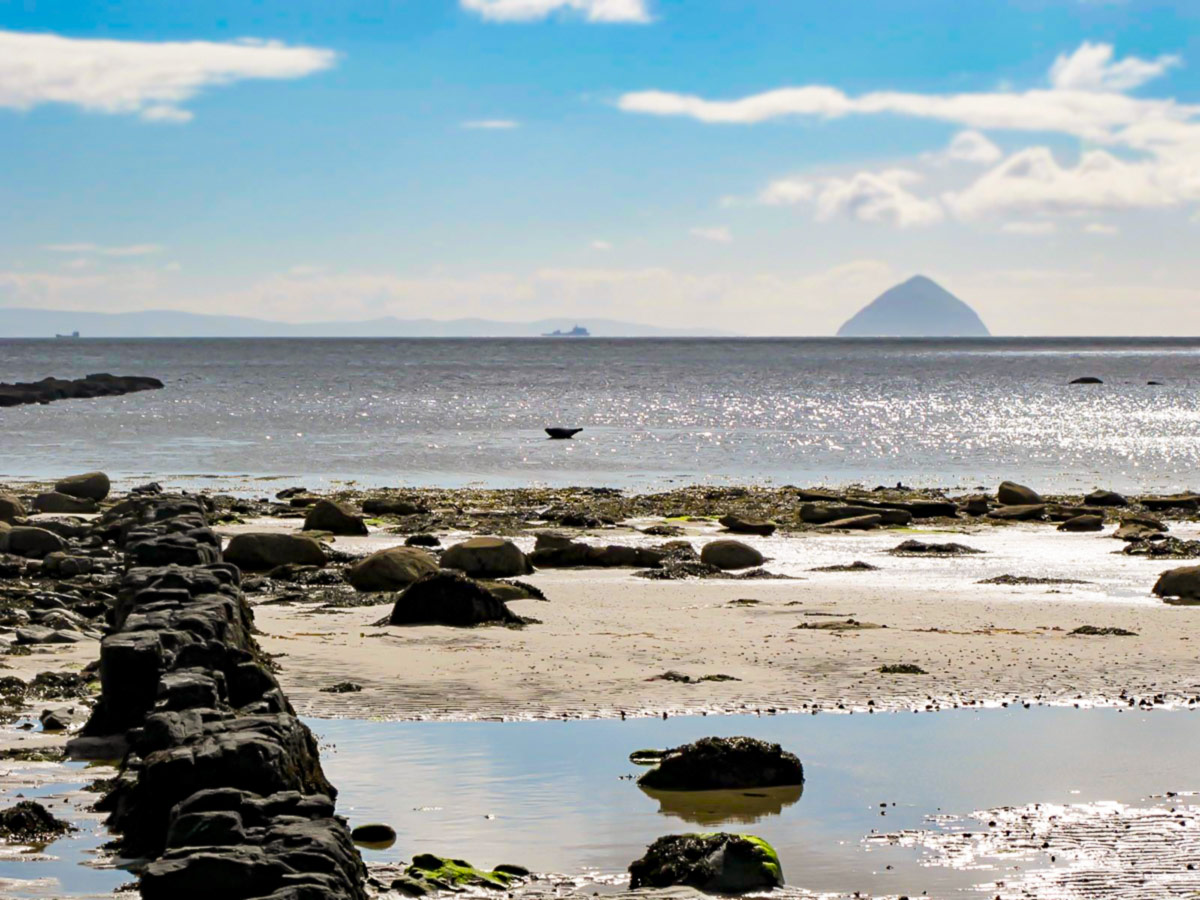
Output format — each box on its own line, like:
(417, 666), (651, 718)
(3, 0), (1200, 334)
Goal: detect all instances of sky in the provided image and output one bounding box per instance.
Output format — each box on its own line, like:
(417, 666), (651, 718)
(3, 0), (1200, 335)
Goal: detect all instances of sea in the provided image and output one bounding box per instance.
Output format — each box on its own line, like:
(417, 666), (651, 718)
(1, 336), (1198, 493)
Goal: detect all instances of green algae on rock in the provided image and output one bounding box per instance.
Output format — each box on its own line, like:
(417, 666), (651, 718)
(405, 853), (527, 891)
(628, 832), (784, 892)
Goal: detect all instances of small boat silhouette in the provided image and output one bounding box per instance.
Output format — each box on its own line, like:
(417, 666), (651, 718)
(546, 427), (583, 439)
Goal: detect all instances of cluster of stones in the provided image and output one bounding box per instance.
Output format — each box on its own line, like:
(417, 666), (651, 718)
(62, 493), (367, 900)
(0, 373), (163, 408)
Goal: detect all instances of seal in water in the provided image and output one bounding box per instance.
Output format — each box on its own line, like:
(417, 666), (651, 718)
(545, 428), (583, 439)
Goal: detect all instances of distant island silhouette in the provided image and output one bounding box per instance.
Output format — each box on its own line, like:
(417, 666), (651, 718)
(838, 275), (990, 337)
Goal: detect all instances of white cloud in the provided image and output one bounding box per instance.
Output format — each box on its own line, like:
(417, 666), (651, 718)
(944, 147), (1181, 218)
(1084, 222), (1120, 235)
(762, 168), (944, 227)
(1000, 220), (1058, 235)
(460, 0), (650, 23)
(0, 30), (335, 122)
(44, 242), (164, 257)
(1049, 41), (1179, 93)
(689, 226), (733, 243)
(461, 119), (520, 129)
(590, 240), (613, 251)
(942, 130), (1003, 165)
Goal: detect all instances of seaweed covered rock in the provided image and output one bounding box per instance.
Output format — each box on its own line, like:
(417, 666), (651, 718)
(699, 540), (764, 571)
(224, 533), (327, 570)
(0, 800), (73, 842)
(638, 736), (804, 791)
(389, 570), (525, 627)
(405, 853), (525, 891)
(440, 537), (531, 578)
(303, 499), (368, 536)
(628, 833), (784, 893)
(345, 547), (438, 592)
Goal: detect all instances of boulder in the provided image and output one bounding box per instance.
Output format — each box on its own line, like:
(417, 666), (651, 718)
(0, 493), (25, 523)
(1069, 376), (1103, 385)
(628, 833), (784, 893)
(1058, 515), (1105, 533)
(350, 823), (397, 845)
(997, 481), (1043, 505)
(32, 491), (98, 514)
(362, 496), (427, 516)
(529, 533), (666, 569)
(818, 514), (882, 531)
(303, 499), (368, 536)
(0, 525), (67, 558)
(718, 515), (776, 537)
(1086, 490), (1128, 507)
(441, 537), (531, 578)
(1152, 566), (1200, 603)
(961, 495), (991, 517)
(1142, 494), (1200, 512)
(55, 471), (110, 501)
(638, 736), (804, 791)
(389, 571), (525, 626)
(699, 540), (764, 571)
(224, 533), (327, 570)
(345, 547), (439, 592)
(987, 504), (1047, 521)
(800, 504), (912, 526)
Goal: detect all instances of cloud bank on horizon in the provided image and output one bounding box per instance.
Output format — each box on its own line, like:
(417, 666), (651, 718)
(1, 2), (1199, 335)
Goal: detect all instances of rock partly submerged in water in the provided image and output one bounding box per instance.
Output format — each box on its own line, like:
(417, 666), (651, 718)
(0, 800), (73, 843)
(628, 833), (784, 893)
(637, 736), (803, 791)
(405, 853), (527, 891)
(0, 374), (163, 408)
(388, 570), (527, 627)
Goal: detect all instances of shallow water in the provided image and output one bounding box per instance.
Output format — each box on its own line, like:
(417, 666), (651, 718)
(3, 337), (1200, 493)
(310, 707), (1200, 898)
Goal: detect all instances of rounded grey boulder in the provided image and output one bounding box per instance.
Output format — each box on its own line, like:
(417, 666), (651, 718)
(346, 547), (439, 592)
(441, 537), (531, 578)
(699, 539), (763, 571)
(54, 471), (110, 501)
(224, 533), (327, 570)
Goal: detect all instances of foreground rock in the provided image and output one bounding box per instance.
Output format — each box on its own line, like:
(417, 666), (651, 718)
(700, 540), (764, 570)
(346, 547), (438, 592)
(0, 373), (163, 407)
(404, 853), (526, 891)
(55, 471), (111, 501)
(223, 532), (327, 570)
(389, 570), (526, 627)
(441, 537), (531, 578)
(638, 736), (804, 791)
(1152, 566), (1200, 604)
(628, 833), (784, 893)
(303, 499), (368, 536)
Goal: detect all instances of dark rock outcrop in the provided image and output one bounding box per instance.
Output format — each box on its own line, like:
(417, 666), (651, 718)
(0, 374), (163, 407)
(628, 833), (784, 893)
(637, 736), (804, 791)
(388, 571), (525, 627)
(0, 800), (73, 842)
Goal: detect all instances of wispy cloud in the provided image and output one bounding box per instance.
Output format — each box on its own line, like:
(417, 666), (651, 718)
(1049, 41), (1180, 92)
(461, 119), (520, 129)
(590, 240), (613, 251)
(1000, 220), (1058, 236)
(460, 0), (651, 24)
(0, 30), (336, 122)
(1084, 222), (1120, 235)
(761, 169), (944, 227)
(44, 242), (164, 257)
(689, 226), (733, 243)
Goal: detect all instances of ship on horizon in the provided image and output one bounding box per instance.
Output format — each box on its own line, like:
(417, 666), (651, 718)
(55, 331), (81, 339)
(542, 324), (590, 337)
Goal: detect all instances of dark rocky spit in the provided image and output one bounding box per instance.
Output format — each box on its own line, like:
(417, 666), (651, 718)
(0, 373), (164, 407)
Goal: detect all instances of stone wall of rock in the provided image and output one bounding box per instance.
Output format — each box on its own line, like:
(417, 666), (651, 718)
(68, 494), (367, 900)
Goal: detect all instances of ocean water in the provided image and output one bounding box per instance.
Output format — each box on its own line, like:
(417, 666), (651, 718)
(1, 337), (1198, 492)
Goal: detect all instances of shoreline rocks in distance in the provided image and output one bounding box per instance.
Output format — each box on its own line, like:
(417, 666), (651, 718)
(0, 374), (163, 408)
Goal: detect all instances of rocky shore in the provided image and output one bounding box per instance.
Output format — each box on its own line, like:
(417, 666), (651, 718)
(0, 373), (164, 407)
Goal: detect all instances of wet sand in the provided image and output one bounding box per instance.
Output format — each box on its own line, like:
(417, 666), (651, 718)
(237, 519), (1200, 720)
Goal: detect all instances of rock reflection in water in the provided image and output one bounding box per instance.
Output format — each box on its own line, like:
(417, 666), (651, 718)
(638, 784), (803, 826)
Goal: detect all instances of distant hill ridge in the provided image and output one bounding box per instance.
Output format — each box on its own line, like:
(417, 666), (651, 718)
(837, 275), (990, 337)
(0, 307), (729, 339)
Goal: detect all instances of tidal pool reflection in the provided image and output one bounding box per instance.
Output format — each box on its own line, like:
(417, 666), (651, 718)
(310, 707), (1200, 898)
